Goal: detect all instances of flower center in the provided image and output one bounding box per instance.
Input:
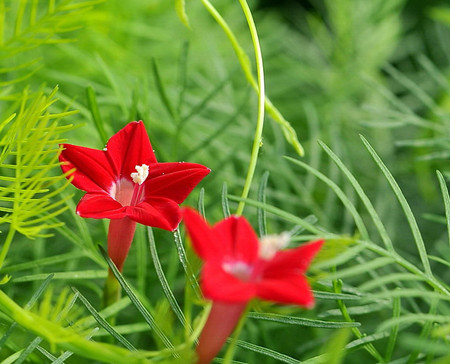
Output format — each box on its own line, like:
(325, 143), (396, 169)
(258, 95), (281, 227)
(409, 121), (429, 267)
(131, 164), (149, 185)
(258, 232), (290, 260)
(222, 261), (252, 281)
(129, 164), (149, 206)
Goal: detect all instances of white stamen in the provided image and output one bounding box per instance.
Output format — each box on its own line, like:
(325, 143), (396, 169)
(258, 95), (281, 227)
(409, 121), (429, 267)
(130, 164), (149, 185)
(259, 232), (291, 260)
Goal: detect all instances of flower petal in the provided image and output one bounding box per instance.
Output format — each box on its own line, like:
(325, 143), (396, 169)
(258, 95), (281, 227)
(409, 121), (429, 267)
(126, 197), (181, 231)
(60, 144), (115, 193)
(256, 275), (315, 307)
(201, 262), (256, 303)
(264, 240), (324, 277)
(182, 208), (219, 261)
(76, 193), (127, 219)
(106, 121), (157, 179)
(146, 162), (210, 203)
(212, 216), (259, 264)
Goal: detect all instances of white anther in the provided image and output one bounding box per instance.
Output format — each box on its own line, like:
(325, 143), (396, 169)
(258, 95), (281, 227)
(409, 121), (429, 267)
(259, 232), (291, 260)
(130, 164), (149, 185)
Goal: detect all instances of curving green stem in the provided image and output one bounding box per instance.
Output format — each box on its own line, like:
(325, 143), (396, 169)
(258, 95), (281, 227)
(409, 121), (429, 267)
(234, 0), (265, 216)
(200, 0), (304, 157)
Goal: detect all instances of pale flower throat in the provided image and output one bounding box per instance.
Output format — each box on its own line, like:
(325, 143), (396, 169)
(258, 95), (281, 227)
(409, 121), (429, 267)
(131, 164), (149, 185)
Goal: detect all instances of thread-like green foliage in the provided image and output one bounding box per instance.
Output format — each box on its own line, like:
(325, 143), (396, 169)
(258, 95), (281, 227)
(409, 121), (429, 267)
(0, 87), (75, 239)
(0, 0), (103, 89)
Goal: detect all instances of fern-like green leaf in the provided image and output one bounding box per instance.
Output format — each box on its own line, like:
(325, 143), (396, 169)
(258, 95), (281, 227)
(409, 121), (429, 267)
(0, 86), (76, 268)
(0, 0), (103, 88)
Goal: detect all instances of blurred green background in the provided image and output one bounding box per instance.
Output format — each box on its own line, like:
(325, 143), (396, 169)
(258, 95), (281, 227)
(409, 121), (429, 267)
(1, 0), (450, 362)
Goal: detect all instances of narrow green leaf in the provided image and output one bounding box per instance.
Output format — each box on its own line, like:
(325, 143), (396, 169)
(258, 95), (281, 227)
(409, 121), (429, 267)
(197, 187), (206, 218)
(286, 156), (369, 241)
(345, 331), (390, 349)
(173, 228), (201, 297)
(360, 135), (432, 276)
(312, 290), (362, 301)
(227, 195), (327, 236)
(0, 0), (4, 46)
(221, 182), (231, 218)
(233, 339), (300, 364)
(257, 171), (269, 237)
(147, 227), (189, 331)
(1, 351), (24, 364)
(384, 295), (401, 362)
(401, 335), (450, 356)
(1, 251), (86, 274)
(437, 170), (450, 249)
(95, 55), (128, 115)
(14, 0), (26, 36)
(180, 68), (236, 125)
(175, 0), (190, 28)
(248, 312), (360, 328)
(358, 272), (427, 292)
(318, 140), (395, 252)
(367, 289), (450, 302)
(12, 270), (107, 282)
(73, 288), (136, 351)
(322, 328), (352, 364)
(428, 255), (450, 269)
(86, 86), (108, 145)
(406, 297), (440, 364)
(98, 246), (175, 353)
(326, 257), (395, 281)
(76, 297), (131, 330)
(176, 41), (189, 116)
(15, 337), (43, 364)
(182, 94), (246, 160)
(383, 63), (439, 115)
(151, 58), (177, 121)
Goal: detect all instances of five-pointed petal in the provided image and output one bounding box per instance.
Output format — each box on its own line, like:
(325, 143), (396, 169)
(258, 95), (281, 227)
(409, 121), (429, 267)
(60, 121), (210, 231)
(182, 208), (323, 307)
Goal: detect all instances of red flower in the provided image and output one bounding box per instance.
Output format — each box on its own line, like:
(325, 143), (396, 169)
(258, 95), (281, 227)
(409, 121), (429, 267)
(182, 208), (323, 364)
(182, 208), (323, 306)
(60, 121), (210, 272)
(60, 121), (210, 230)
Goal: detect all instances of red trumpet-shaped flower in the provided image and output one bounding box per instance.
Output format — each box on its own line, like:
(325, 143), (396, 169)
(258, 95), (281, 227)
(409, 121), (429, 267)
(182, 208), (323, 364)
(59, 121), (210, 273)
(182, 208), (323, 305)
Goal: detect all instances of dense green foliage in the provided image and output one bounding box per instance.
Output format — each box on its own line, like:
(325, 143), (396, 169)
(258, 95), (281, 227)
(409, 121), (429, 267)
(0, 0), (449, 363)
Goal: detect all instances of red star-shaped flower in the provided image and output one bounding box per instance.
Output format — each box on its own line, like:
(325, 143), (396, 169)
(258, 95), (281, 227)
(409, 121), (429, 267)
(182, 208), (322, 306)
(60, 121), (210, 273)
(60, 121), (210, 230)
(182, 208), (323, 364)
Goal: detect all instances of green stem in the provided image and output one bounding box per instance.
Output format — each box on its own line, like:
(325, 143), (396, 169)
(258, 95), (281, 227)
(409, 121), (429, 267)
(0, 228), (16, 270)
(0, 290), (150, 364)
(200, 0), (304, 156)
(102, 268), (122, 310)
(333, 279), (385, 363)
(235, 0), (265, 216)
